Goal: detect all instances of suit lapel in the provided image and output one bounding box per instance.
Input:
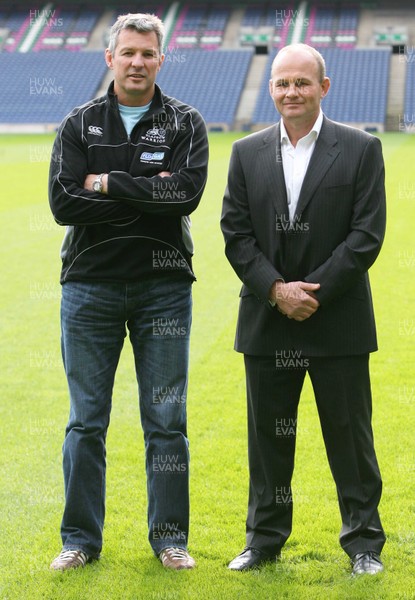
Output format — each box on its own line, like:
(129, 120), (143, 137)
(257, 123), (289, 220)
(294, 117), (340, 219)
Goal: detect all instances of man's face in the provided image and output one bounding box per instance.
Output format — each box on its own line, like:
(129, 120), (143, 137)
(269, 49), (330, 126)
(105, 28), (164, 106)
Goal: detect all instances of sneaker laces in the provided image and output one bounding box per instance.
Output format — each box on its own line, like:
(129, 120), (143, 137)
(160, 548), (189, 564)
(58, 549), (88, 566)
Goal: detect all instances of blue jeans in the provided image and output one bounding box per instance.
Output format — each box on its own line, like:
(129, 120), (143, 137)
(60, 277), (192, 557)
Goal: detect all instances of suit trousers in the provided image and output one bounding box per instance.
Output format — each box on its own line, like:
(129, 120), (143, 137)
(244, 353), (386, 558)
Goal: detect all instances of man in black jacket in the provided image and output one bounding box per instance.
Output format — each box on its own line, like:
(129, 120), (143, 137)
(49, 13), (208, 571)
(221, 44), (386, 575)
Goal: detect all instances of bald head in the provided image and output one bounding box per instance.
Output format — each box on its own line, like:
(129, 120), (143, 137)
(268, 43), (330, 140)
(271, 44), (326, 83)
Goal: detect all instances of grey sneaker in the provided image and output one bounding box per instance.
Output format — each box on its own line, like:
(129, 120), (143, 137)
(159, 547), (196, 570)
(50, 549), (89, 571)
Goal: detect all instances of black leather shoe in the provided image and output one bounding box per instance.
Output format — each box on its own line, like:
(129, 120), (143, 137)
(352, 551), (384, 575)
(228, 547), (276, 571)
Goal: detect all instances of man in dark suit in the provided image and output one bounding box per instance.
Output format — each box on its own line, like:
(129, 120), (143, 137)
(221, 43), (386, 576)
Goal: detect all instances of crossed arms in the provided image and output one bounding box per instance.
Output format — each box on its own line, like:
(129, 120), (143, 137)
(49, 109), (208, 225)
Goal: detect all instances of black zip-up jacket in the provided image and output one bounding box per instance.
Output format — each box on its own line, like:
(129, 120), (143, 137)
(49, 82), (209, 283)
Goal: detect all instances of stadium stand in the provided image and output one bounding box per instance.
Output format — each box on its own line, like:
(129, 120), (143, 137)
(252, 47), (390, 128)
(169, 4), (230, 49)
(305, 5), (359, 47)
(200, 7), (230, 48)
(306, 5), (336, 47)
(0, 1), (413, 132)
(335, 6), (359, 47)
(323, 48), (390, 123)
(0, 46), (253, 129)
(157, 48), (254, 128)
(63, 7), (101, 50)
(0, 51), (107, 123)
(33, 7), (102, 51)
(239, 3), (360, 51)
(242, 4), (267, 27)
(0, 5), (29, 52)
(169, 5), (207, 48)
(240, 3), (292, 49)
(403, 49), (415, 132)
(34, 8), (77, 51)
(1, 4), (101, 52)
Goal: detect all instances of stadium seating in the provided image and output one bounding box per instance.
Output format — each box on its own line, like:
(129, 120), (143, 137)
(0, 3), (409, 132)
(323, 48), (390, 123)
(64, 8), (101, 50)
(241, 5), (265, 28)
(200, 7), (230, 49)
(169, 5), (230, 49)
(403, 50), (415, 132)
(0, 5), (29, 52)
(335, 7), (359, 47)
(307, 6), (335, 47)
(34, 8), (79, 51)
(0, 47), (253, 128)
(169, 6), (206, 48)
(0, 4), (101, 52)
(157, 48), (253, 126)
(240, 3), (292, 48)
(305, 5), (359, 48)
(252, 48), (390, 125)
(0, 51), (107, 123)
(240, 3), (359, 50)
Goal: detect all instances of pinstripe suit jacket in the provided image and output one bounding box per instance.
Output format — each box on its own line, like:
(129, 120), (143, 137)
(221, 116), (386, 356)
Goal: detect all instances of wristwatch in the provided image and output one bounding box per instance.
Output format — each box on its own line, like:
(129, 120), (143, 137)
(92, 173), (104, 193)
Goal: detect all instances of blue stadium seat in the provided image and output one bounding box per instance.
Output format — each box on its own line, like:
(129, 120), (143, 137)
(0, 52), (107, 123)
(157, 48), (253, 125)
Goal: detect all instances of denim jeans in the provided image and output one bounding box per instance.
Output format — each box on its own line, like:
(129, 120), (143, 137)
(59, 277), (192, 557)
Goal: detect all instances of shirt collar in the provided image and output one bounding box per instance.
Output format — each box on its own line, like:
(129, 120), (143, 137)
(107, 81), (165, 119)
(280, 111), (324, 145)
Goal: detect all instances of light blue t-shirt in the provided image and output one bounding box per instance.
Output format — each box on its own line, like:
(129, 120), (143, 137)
(118, 101), (151, 135)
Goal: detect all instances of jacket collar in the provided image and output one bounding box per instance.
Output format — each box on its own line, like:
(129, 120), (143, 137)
(257, 123), (287, 219)
(257, 116), (340, 219)
(294, 115), (340, 218)
(106, 81), (166, 120)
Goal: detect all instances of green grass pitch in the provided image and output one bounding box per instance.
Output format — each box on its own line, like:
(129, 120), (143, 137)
(0, 132), (414, 599)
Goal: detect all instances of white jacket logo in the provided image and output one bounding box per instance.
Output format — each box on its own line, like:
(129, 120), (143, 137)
(88, 125), (103, 136)
(142, 127), (166, 143)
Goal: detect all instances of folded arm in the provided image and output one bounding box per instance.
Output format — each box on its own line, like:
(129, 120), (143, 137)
(49, 117), (140, 226)
(106, 109), (208, 217)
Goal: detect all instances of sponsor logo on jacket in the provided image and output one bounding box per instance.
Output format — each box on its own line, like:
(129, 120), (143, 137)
(140, 151), (165, 163)
(141, 127), (166, 143)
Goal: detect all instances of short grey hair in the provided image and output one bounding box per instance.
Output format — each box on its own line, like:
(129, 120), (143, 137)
(272, 43), (326, 82)
(108, 13), (165, 55)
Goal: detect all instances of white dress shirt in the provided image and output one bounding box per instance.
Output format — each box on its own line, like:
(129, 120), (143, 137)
(280, 111), (323, 222)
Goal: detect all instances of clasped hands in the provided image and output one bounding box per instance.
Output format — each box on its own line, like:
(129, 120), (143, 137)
(269, 280), (320, 322)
